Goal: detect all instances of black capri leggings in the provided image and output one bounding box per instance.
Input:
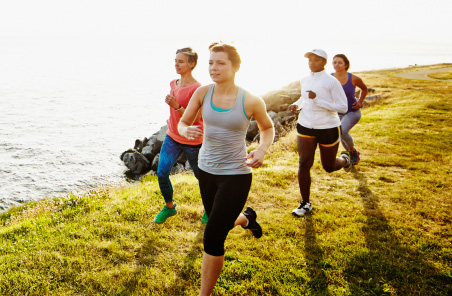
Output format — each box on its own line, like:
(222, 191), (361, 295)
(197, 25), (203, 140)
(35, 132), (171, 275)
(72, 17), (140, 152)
(199, 169), (252, 256)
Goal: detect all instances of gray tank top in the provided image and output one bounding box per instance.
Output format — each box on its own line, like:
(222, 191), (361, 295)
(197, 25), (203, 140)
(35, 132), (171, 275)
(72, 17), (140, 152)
(199, 84), (252, 175)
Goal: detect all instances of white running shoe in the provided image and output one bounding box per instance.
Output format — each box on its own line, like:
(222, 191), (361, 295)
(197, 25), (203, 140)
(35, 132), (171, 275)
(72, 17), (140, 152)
(292, 201), (313, 216)
(341, 151), (353, 172)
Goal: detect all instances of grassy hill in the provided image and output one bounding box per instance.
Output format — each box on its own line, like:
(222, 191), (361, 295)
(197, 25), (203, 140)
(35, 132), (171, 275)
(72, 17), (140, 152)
(1, 64), (451, 295)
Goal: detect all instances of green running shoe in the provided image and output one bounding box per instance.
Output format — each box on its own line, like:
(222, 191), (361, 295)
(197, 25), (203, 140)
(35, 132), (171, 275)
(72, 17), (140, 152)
(201, 211), (208, 223)
(154, 204), (177, 224)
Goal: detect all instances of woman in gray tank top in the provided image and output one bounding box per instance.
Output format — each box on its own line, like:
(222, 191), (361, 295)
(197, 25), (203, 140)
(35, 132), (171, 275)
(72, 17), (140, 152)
(178, 42), (275, 296)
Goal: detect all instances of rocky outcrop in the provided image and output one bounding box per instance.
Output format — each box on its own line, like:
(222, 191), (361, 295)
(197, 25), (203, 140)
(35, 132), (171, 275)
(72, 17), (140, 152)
(120, 81), (381, 175)
(242, 81), (308, 143)
(262, 81), (302, 113)
(120, 125), (195, 176)
(121, 150), (151, 174)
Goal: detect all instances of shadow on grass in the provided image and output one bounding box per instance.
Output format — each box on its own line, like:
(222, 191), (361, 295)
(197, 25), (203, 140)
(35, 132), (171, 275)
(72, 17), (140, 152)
(113, 224), (204, 295)
(169, 226), (204, 295)
(346, 170), (452, 295)
(304, 214), (332, 296)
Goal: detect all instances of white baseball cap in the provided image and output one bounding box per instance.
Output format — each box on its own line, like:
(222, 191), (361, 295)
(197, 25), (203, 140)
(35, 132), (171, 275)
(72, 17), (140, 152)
(304, 49), (328, 60)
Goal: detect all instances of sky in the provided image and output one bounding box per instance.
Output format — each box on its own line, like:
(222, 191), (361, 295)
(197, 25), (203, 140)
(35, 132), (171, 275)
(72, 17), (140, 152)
(1, 0), (451, 44)
(0, 0), (451, 93)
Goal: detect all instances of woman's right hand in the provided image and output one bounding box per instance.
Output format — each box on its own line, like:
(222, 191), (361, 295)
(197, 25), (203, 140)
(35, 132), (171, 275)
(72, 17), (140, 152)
(165, 94), (178, 109)
(288, 104), (299, 113)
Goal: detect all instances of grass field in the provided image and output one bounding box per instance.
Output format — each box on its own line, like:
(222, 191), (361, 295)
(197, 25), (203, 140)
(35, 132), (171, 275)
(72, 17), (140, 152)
(427, 71), (452, 80)
(1, 64), (451, 295)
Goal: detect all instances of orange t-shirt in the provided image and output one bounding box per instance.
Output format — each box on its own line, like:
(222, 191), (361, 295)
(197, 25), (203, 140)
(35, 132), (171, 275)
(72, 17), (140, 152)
(166, 79), (203, 145)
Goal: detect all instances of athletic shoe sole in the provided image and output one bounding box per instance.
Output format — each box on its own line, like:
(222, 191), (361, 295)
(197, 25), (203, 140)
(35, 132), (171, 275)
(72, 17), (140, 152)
(154, 211), (176, 224)
(292, 204), (313, 217)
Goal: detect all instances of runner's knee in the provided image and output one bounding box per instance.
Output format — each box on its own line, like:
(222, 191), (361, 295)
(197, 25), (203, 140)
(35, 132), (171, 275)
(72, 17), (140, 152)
(299, 158), (314, 171)
(204, 238), (225, 256)
(322, 162), (336, 173)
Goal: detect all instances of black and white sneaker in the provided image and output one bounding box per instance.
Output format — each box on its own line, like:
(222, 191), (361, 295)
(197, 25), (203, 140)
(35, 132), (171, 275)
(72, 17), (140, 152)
(292, 201), (313, 217)
(242, 207), (262, 238)
(341, 151), (353, 172)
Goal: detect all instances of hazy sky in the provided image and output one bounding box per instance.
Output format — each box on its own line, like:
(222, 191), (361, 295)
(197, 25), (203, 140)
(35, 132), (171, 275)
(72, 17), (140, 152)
(1, 0), (451, 44)
(1, 0), (451, 93)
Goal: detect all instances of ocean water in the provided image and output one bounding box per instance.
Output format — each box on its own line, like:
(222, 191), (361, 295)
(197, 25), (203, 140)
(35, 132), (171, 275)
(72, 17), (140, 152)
(0, 38), (172, 210)
(1, 37), (451, 211)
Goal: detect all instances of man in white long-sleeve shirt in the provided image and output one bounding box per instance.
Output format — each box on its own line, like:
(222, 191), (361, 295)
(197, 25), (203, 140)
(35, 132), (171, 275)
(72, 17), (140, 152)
(289, 49), (353, 217)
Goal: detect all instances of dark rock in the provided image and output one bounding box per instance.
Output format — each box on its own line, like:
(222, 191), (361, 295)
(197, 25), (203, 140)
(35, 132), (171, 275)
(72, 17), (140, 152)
(145, 137), (162, 155)
(246, 120), (259, 141)
(123, 151), (151, 174)
(151, 154), (160, 172)
(134, 139), (143, 152)
(120, 148), (134, 161)
(152, 126), (168, 142)
(170, 163), (185, 175)
(142, 137), (150, 146)
(124, 170), (142, 181)
(143, 125), (168, 156)
(141, 145), (155, 162)
(280, 114), (297, 126)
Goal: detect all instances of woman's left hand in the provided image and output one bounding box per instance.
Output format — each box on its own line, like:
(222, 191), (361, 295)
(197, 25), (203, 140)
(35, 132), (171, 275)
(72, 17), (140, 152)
(184, 125), (203, 140)
(352, 101), (362, 109)
(246, 149), (265, 168)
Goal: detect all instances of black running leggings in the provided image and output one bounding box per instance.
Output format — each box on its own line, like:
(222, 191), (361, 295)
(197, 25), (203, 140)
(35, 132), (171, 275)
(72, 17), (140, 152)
(199, 169), (252, 256)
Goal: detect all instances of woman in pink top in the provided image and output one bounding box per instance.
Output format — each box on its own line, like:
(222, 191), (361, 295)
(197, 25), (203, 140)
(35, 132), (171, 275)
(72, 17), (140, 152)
(154, 47), (205, 224)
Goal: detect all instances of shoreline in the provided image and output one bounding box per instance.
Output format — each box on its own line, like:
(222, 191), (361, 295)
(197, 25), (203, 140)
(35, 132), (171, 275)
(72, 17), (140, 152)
(2, 63), (451, 214)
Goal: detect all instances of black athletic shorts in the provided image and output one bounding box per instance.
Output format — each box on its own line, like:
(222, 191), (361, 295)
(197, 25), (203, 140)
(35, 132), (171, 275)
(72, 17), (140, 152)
(296, 123), (341, 147)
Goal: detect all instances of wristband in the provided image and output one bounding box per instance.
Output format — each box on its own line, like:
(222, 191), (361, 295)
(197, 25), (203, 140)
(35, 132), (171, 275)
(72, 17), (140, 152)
(175, 105), (183, 111)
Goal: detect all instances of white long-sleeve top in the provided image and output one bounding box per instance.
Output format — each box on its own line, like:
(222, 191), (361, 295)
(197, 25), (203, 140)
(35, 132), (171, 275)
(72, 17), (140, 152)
(294, 70), (348, 129)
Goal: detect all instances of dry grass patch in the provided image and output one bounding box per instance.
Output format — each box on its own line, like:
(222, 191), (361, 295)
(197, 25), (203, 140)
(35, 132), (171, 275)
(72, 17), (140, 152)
(427, 71), (452, 80)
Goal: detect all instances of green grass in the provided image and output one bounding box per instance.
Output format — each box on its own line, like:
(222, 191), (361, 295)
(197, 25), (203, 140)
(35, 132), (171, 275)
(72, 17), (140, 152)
(1, 64), (451, 295)
(427, 71), (452, 80)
